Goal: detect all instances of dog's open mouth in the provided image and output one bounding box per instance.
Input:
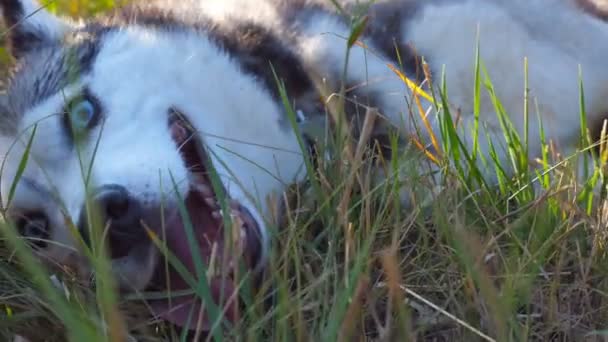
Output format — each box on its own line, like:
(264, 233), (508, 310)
(145, 110), (265, 330)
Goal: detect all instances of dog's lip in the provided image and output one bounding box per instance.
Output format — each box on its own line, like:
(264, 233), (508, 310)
(167, 110), (263, 268)
(145, 110), (264, 330)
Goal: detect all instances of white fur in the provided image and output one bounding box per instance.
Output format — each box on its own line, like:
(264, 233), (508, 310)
(1, 21), (306, 285)
(197, 0), (281, 27)
(405, 0), (608, 179)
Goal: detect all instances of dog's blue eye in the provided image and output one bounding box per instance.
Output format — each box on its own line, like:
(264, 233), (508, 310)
(69, 99), (96, 130)
(64, 91), (102, 139)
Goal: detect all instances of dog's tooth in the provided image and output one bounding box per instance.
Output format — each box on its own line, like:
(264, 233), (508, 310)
(211, 210), (222, 220)
(204, 196), (218, 209)
(192, 177), (213, 195)
(230, 208), (241, 220)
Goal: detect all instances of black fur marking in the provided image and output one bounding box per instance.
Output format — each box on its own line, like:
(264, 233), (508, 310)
(1, 0), (35, 59)
(8, 29), (46, 59)
(213, 22), (325, 128)
(364, 1), (427, 83)
(1, 0), (54, 58)
(1, 0), (25, 28)
(214, 23), (314, 108)
(107, 2), (319, 127)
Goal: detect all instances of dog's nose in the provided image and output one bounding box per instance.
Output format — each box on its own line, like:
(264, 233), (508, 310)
(79, 184), (144, 258)
(10, 210), (51, 249)
(95, 184), (137, 226)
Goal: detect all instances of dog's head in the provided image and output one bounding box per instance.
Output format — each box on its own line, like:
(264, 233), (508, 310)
(0, 0), (308, 328)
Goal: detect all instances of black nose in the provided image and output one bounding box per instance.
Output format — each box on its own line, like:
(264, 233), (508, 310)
(11, 210), (51, 250)
(79, 184), (144, 258)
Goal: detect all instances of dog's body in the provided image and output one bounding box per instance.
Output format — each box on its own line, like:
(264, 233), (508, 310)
(0, 0), (607, 330)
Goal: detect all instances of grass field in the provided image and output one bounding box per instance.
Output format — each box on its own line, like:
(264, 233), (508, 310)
(2, 1), (608, 341)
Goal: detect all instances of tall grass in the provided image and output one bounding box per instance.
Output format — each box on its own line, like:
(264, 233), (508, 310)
(1, 1), (608, 341)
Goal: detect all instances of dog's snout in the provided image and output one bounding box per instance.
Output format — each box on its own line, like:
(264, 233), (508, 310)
(11, 210), (51, 249)
(95, 184), (137, 226)
(79, 184), (146, 258)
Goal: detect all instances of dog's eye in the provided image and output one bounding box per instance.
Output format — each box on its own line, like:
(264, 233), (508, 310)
(63, 90), (102, 139)
(69, 99), (96, 129)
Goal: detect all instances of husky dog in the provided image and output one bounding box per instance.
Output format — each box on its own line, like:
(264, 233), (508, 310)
(1, 0), (608, 331)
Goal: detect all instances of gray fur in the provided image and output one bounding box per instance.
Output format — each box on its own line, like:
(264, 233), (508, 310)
(5, 33), (101, 128)
(0, 92), (11, 134)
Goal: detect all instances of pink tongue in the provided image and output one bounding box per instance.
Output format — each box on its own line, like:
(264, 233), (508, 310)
(149, 279), (237, 331)
(148, 192), (240, 331)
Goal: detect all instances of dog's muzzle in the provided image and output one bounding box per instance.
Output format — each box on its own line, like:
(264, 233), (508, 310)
(7, 110), (269, 331)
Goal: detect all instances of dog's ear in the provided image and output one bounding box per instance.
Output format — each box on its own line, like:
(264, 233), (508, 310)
(0, 0), (70, 59)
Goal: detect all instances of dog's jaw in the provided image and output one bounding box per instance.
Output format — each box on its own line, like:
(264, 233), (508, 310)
(97, 110), (278, 330)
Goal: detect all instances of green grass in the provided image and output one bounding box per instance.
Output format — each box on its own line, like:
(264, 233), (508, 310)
(2, 1), (608, 341)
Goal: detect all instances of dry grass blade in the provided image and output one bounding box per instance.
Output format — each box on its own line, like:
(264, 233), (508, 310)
(377, 283), (496, 342)
(337, 107), (377, 227)
(337, 275), (369, 342)
(387, 63), (442, 164)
